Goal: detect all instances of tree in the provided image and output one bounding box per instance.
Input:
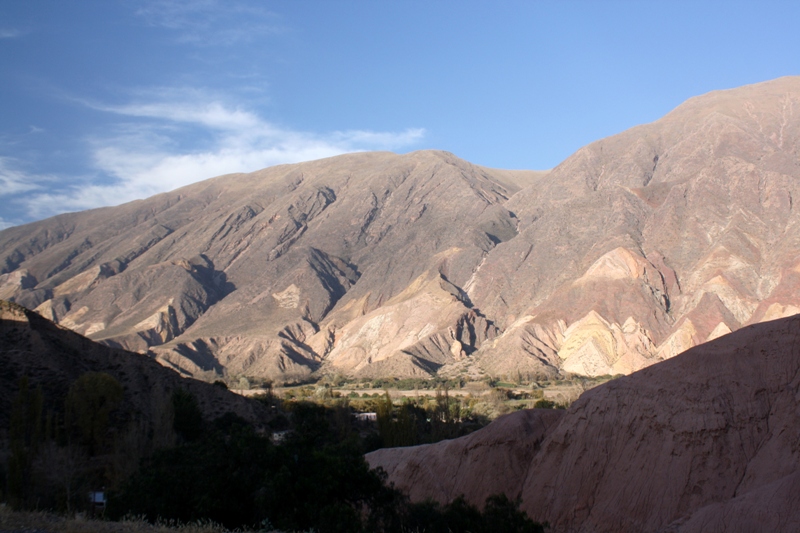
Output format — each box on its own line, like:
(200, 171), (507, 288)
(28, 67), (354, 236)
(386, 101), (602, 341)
(533, 398), (556, 409)
(431, 386), (461, 441)
(34, 441), (88, 512)
(376, 393), (426, 448)
(66, 372), (123, 455)
(171, 388), (203, 442)
(481, 493), (545, 533)
(7, 376), (44, 508)
(148, 385), (177, 450)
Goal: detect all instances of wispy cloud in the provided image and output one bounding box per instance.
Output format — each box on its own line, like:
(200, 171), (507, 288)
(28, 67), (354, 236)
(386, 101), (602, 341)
(0, 28), (23, 39)
(12, 89), (425, 222)
(0, 158), (46, 196)
(135, 0), (281, 45)
(0, 158), (54, 227)
(87, 95), (266, 131)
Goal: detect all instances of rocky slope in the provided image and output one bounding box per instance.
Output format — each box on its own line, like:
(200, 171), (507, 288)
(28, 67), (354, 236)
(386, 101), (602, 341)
(468, 75), (800, 378)
(1, 76), (800, 381)
(367, 314), (800, 532)
(0, 151), (528, 381)
(366, 408), (565, 505)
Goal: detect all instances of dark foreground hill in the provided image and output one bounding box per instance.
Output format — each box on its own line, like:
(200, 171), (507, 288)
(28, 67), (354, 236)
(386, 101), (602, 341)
(0, 299), (271, 433)
(2, 76), (800, 383)
(0, 300), (548, 532)
(367, 314), (800, 532)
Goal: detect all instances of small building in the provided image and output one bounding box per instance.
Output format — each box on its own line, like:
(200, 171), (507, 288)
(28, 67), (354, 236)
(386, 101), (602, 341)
(270, 430), (293, 444)
(89, 490), (106, 513)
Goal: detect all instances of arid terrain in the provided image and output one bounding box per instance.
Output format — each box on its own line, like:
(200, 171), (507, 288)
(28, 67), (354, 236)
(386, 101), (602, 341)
(368, 314), (800, 532)
(2, 76), (800, 532)
(2, 77), (799, 386)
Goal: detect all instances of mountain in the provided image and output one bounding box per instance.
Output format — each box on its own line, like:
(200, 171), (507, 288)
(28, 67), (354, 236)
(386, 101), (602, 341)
(468, 75), (800, 378)
(367, 314), (800, 532)
(1, 77), (799, 382)
(0, 152), (532, 382)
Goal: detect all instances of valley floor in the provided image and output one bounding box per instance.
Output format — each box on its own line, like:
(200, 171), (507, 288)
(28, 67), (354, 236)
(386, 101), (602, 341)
(231, 375), (614, 417)
(0, 506), (269, 533)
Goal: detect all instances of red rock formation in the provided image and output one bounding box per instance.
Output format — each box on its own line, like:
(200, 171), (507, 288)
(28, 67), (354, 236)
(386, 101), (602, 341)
(368, 315), (800, 532)
(367, 408), (564, 505)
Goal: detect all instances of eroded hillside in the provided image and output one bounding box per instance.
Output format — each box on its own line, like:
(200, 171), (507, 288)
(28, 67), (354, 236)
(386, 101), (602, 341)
(368, 314), (800, 532)
(2, 77), (800, 382)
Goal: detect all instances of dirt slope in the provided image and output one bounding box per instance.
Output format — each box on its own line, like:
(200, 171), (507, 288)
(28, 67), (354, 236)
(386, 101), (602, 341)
(368, 314), (800, 532)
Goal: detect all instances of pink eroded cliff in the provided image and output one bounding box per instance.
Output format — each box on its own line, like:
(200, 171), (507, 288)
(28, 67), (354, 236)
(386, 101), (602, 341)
(367, 408), (564, 505)
(367, 314), (800, 532)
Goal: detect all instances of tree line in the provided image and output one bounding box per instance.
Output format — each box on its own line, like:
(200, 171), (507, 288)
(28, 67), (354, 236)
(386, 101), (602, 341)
(2, 373), (547, 532)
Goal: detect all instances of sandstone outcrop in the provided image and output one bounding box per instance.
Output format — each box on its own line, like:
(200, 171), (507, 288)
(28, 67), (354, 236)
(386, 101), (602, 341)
(2, 77), (800, 381)
(367, 314), (800, 532)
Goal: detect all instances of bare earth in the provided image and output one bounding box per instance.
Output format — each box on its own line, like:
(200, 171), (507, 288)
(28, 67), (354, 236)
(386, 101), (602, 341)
(367, 315), (800, 532)
(1, 77), (800, 384)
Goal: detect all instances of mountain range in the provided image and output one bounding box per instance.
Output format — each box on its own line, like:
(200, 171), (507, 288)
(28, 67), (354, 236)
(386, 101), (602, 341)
(1, 76), (799, 383)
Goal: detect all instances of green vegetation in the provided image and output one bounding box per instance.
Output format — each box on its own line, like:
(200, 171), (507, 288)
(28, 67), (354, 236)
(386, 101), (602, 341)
(66, 372), (124, 454)
(374, 389), (485, 448)
(368, 377), (468, 390)
(171, 388), (204, 442)
(260, 373), (617, 416)
(111, 401), (545, 532)
(532, 399), (566, 410)
(400, 494), (546, 533)
(3, 373), (548, 532)
(7, 376), (44, 509)
(4, 373), (129, 512)
(0, 507), (258, 533)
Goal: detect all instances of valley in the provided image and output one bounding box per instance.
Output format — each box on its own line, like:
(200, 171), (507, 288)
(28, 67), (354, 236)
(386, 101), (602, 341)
(3, 76), (800, 532)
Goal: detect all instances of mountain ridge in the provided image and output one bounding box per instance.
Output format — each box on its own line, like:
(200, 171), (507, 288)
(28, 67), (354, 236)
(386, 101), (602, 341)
(2, 76), (800, 382)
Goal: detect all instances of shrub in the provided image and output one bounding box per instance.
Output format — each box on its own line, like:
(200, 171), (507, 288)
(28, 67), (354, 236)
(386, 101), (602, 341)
(533, 399), (556, 409)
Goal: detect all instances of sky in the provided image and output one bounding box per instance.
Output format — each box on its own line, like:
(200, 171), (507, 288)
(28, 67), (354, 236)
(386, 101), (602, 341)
(1, 1), (799, 229)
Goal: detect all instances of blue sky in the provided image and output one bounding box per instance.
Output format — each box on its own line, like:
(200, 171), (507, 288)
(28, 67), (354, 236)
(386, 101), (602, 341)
(1, 1), (799, 228)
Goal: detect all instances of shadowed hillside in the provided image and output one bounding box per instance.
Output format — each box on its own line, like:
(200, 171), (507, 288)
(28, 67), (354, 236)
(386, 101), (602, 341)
(0, 299), (272, 432)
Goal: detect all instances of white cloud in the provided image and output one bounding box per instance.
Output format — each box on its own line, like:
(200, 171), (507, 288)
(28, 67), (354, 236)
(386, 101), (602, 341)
(0, 158), (55, 227)
(14, 91), (426, 221)
(88, 99), (265, 131)
(0, 158), (46, 196)
(0, 28), (23, 39)
(135, 0), (281, 45)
